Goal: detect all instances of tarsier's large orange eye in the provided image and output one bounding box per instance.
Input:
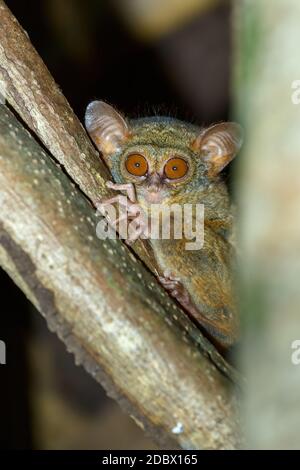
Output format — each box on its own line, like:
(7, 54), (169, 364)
(164, 157), (189, 180)
(125, 154), (148, 177)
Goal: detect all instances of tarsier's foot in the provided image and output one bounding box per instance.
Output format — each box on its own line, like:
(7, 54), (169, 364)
(97, 181), (149, 243)
(158, 270), (190, 307)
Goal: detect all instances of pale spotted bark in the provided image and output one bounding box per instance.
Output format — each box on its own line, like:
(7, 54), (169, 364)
(0, 0), (240, 449)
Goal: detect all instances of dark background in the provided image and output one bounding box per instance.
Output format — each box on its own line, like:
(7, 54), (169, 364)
(0, 0), (231, 449)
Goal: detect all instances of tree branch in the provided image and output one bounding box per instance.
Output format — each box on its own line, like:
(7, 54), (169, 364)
(0, 0), (241, 449)
(0, 0), (240, 382)
(0, 105), (239, 448)
(0, 0), (159, 273)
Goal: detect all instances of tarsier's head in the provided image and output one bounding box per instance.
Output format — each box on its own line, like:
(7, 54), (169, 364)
(85, 101), (243, 208)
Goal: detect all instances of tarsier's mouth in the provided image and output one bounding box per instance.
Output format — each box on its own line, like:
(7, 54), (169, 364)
(142, 185), (175, 204)
(145, 191), (164, 204)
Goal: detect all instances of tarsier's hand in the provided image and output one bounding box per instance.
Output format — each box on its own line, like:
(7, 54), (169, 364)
(97, 181), (149, 244)
(158, 270), (191, 307)
(85, 100), (243, 350)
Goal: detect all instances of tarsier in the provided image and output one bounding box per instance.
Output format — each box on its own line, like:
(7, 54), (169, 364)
(85, 101), (243, 351)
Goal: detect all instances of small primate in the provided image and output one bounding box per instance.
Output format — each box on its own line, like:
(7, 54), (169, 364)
(85, 101), (243, 351)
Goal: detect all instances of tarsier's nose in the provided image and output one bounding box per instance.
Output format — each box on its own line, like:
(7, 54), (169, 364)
(147, 172), (162, 193)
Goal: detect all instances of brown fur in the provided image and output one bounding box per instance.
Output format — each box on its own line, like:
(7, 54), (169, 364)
(85, 101), (243, 349)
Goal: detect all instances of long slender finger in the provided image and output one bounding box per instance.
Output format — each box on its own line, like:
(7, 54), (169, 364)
(158, 278), (179, 289)
(96, 195), (130, 214)
(106, 181), (136, 203)
(127, 225), (144, 243)
(127, 204), (143, 217)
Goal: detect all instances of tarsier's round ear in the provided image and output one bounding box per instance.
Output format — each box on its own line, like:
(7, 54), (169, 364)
(192, 122), (243, 176)
(85, 101), (129, 162)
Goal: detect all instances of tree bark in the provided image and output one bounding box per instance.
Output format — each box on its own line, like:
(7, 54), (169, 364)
(0, 0), (240, 449)
(0, 0), (158, 273)
(0, 105), (239, 449)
